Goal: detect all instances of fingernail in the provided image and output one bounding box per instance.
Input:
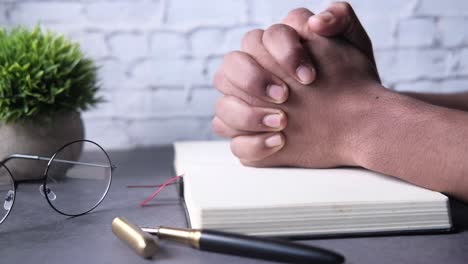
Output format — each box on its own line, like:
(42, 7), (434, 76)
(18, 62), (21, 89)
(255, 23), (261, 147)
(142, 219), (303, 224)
(265, 134), (283, 148)
(318, 11), (334, 24)
(263, 113), (282, 128)
(267, 84), (285, 102)
(296, 65), (315, 84)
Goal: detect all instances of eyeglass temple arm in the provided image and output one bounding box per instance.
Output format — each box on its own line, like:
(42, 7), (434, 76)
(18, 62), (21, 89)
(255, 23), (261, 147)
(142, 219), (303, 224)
(1, 154), (116, 169)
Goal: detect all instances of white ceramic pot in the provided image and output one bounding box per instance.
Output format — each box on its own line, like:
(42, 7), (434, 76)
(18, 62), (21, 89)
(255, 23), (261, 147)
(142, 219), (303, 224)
(0, 111), (84, 180)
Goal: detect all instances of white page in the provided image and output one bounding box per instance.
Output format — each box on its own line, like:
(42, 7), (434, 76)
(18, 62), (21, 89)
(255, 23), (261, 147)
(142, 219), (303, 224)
(175, 141), (448, 210)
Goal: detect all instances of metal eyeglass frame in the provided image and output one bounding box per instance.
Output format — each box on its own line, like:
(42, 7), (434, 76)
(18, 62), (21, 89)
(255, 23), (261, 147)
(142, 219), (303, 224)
(0, 139), (116, 224)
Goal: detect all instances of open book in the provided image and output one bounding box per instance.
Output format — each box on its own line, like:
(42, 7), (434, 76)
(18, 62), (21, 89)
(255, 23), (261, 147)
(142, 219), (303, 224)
(175, 141), (452, 237)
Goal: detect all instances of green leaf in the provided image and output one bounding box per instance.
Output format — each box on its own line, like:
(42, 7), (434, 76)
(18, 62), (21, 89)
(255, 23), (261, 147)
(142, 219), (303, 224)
(0, 25), (101, 123)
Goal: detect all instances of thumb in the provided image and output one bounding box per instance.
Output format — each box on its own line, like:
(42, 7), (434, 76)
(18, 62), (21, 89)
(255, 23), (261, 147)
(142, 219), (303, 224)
(308, 2), (376, 67)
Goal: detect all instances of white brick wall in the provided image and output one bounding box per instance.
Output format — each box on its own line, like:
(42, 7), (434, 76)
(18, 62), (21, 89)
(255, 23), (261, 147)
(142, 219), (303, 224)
(108, 33), (149, 61)
(397, 18), (436, 47)
(3, 0), (468, 150)
(439, 17), (468, 47)
(416, 0), (468, 16)
(85, 1), (162, 27)
(10, 2), (84, 26)
(166, 0), (247, 29)
(150, 32), (187, 58)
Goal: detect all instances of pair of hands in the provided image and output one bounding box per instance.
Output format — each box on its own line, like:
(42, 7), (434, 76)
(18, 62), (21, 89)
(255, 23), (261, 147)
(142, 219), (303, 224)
(212, 2), (386, 168)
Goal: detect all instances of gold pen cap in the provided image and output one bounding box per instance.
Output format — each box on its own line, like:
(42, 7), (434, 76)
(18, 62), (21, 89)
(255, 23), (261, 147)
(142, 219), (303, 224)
(112, 217), (158, 258)
(142, 226), (202, 249)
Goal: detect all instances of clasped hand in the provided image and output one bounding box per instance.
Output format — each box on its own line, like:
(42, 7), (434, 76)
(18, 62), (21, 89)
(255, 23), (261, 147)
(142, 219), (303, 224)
(213, 2), (383, 168)
(211, 2), (468, 202)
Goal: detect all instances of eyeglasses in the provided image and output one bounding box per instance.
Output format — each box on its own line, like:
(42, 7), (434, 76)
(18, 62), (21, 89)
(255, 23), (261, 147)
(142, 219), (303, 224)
(0, 139), (115, 224)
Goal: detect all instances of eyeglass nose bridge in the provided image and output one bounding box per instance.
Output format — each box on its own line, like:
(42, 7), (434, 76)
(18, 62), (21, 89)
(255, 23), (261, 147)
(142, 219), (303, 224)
(3, 190), (14, 211)
(39, 184), (56, 201)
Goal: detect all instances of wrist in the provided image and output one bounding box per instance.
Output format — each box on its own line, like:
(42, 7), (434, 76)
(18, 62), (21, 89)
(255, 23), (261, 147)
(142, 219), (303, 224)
(348, 85), (468, 198)
(348, 85), (439, 170)
(343, 84), (424, 168)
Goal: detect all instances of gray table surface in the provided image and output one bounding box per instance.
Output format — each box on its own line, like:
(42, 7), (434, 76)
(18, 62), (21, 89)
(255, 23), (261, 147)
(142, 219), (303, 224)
(0, 146), (467, 264)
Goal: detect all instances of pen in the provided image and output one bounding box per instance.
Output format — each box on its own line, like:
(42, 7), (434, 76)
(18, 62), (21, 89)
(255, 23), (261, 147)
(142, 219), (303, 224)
(141, 226), (345, 264)
(112, 217), (158, 258)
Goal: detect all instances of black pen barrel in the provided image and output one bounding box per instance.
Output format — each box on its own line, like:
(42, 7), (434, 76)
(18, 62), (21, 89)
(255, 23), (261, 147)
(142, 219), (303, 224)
(199, 230), (344, 264)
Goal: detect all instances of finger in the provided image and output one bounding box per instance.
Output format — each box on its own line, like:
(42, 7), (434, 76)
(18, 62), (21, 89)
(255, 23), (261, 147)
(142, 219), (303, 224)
(241, 29), (300, 87)
(308, 2), (375, 66)
(219, 51), (289, 104)
(213, 70), (267, 107)
(231, 132), (285, 162)
(281, 8), (316, 38)
(215, 96), (287, 132)
(262, 24), (316, 85)
(281, 4), (375, 68)
(211, 116), (253, 138)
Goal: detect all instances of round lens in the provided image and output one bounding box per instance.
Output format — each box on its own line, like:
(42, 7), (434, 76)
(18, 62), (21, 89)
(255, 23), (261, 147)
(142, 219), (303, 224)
(0, 163), (15, 224)
(44, 140), (112, 216)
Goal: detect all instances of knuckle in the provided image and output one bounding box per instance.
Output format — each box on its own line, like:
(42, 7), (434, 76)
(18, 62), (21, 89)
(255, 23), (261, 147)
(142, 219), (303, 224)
(216, 96), (253, 130)
(215, 96), (228, 116)
(223, 51), (267, 93)
(211, 117), (222, 134)
(222, 51), (270, 96)
(230, 140), (243, 159)
(212, 70), (223, 90)
(265, 23), (294, 37)
(335, 1), (352, 13)
(241, 108), (260, 129)
(285, 46), (304, 65)
(211, 118), (229, 138)
(235, 61), (267, 94)
(241, 29), (263, 48)
(286, 8), (312, 20)
(223, 50), (244, 64)
(264, 31), (304, 68)
(283, 8), (314, 33)
(230, 138), (261, 161)
(242, 94), (261, 108)
(241, 70), (266, 93)
(266, 25), (299, 47)
(252, 135), (266, 149)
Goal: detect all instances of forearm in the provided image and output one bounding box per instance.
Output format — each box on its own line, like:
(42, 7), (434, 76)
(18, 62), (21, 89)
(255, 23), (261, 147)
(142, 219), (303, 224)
(403, 91), (468, 112)
(354, 87), (468, 202)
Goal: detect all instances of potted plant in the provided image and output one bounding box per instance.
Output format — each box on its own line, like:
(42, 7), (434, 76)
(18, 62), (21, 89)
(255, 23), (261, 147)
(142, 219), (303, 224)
(0, 26), (101, 180)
